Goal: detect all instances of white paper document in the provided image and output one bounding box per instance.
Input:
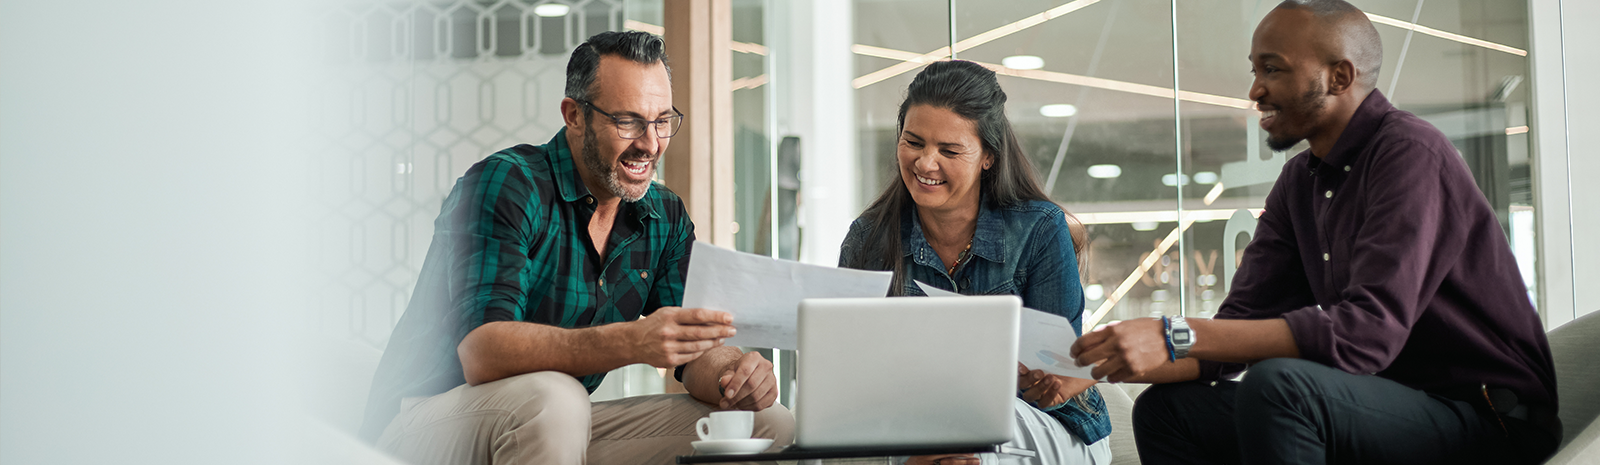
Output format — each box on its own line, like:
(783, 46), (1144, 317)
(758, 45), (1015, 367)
(683, 241), (893, 350)
(914, 281), (1099, 380)
(1017, 306), (1100, 380)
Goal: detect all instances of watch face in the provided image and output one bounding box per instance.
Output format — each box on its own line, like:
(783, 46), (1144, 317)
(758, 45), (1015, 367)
(1174, 332), (1191, 345)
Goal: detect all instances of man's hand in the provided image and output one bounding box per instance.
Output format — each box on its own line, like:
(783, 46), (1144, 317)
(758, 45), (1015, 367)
(1070, 318), (1170, 383)
(717, 351), (777, 411)
(906, 454), (978, 465)
(1016, 363), (1096, 410)
(626, 307), (735, 368)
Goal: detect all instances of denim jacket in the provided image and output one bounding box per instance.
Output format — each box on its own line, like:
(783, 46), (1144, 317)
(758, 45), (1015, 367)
(838, 198), (1112, 445)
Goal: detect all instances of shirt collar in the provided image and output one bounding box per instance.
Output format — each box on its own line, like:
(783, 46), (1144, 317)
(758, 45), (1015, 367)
(902, 195), (1007, 265)
(1306, 89), (1392, 176)
(545, 129), (660, 220)
(548, 130), (590, 203)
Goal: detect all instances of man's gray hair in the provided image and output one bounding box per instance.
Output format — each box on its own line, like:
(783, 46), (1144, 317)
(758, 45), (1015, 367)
(564, 31), (671, 104)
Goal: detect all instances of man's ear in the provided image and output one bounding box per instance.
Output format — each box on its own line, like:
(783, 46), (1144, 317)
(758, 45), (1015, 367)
(560, 97), (583, 129)
(1328, 59), (1357, 95)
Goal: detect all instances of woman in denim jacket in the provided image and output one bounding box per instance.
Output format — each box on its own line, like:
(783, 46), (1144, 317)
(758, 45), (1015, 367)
(838, 60), (1113, 465)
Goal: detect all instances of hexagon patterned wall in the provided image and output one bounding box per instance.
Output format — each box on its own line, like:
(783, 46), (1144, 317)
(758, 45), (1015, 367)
(311, 0), (628, 349)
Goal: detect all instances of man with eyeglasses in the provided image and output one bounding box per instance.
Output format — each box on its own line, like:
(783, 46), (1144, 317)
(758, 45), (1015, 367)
(359, 30), (793, 464)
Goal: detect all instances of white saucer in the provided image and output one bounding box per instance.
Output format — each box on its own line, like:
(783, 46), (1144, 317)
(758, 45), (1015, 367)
(690, 438), (773, 455)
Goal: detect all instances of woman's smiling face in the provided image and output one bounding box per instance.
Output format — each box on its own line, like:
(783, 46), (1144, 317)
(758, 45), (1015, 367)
(897, 104), (992, 214)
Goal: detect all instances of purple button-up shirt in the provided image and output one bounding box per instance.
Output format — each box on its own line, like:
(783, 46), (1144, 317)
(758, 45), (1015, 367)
(1200, 90), (1558, 410)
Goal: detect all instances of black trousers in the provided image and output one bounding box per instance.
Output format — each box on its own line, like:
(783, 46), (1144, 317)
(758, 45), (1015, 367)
(1131, 358), (1557, 465)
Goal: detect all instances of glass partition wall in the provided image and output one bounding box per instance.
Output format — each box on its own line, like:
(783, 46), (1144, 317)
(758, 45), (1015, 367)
(313, 0), (1541, 412)
(932, 0), (1535, 327)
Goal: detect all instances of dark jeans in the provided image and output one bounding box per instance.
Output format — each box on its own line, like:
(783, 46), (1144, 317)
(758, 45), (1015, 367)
(1131, 358), (1556, 465)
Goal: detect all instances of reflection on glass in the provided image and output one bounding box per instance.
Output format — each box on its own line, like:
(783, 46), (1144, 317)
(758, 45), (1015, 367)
(731, 0), (772, 256)
(940, 0), (1539, 325)
(954, 0), (1180, 326)
(855, 0), (960, 212)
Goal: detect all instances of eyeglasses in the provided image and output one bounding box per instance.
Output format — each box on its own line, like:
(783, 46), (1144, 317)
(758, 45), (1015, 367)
(578, 99), (684, 140)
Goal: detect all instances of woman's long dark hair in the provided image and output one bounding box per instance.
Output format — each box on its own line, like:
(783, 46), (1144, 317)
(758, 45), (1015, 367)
(842, 60), (1087, 294)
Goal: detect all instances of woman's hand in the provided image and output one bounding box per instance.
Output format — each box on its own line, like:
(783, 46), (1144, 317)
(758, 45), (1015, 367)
(1016, 363), (1096, 410)
(906, 454), (979, 465)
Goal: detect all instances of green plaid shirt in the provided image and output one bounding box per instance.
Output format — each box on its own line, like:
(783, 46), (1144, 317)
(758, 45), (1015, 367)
(360, 131), (695, 441)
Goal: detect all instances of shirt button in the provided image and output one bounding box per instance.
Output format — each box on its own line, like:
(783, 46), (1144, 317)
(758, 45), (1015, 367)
(586, 197), (594, 204)
(1325, 190), (1333, 198)
(640, 271), (649, 279)
(1344, 165), (1352, 172)
(1322, 253), (1330, 261)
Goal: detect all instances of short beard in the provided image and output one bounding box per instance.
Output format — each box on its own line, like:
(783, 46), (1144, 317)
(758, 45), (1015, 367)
(581, 122), (651, 202)
(1264, 78), (1328, 152)
(1265, 128), (1303, 152)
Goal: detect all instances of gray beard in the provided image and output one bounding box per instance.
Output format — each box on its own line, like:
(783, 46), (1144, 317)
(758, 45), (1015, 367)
(581, 125), (651, 202)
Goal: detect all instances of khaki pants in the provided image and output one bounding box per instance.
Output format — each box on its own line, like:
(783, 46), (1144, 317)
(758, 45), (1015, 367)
(376, 371), (794, 465)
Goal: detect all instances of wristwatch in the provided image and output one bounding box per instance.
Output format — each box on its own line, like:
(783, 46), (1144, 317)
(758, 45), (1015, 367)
(1168, 316), (1195, 359)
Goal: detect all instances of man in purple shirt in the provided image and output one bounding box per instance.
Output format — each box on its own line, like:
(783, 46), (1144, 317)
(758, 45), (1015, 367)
(1068, 1), (1561, 463)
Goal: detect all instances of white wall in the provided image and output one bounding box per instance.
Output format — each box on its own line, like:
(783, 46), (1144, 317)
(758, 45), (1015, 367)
(0, 1), (317, 463)
(779, 0), (859, 267)
(1559, 0), (1600, 323)
(1530, 0), (1600, 329)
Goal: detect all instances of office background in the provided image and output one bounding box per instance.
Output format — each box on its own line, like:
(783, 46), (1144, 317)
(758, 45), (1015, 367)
(1, 0), (1596, 463)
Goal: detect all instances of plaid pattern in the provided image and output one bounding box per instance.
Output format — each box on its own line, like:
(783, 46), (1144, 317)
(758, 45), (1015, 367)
(360, 130), (694, 441)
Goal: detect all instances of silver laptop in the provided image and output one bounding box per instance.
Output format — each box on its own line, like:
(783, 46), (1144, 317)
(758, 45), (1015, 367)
(793, 296), (1021, 449)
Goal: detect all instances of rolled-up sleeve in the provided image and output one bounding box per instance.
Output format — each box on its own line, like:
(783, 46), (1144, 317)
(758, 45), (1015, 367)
(446, 157), (541, 337)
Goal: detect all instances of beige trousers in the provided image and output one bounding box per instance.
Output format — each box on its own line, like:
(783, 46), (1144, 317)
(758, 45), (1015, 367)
(376, 371), (794, 465)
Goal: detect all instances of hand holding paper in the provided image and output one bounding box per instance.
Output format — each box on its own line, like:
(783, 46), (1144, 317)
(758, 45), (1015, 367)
(682, 241), (893, 350)
(915, 281), (1100, 380)
(1018, 307), (1100, 380)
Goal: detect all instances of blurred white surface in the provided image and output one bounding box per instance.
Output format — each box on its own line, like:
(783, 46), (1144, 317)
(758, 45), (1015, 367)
(1, 0), (320, 462)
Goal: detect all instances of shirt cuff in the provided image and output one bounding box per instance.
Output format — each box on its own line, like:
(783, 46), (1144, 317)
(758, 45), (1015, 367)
(1280, 306), (1335, 368)
(674, 364), (686, 383)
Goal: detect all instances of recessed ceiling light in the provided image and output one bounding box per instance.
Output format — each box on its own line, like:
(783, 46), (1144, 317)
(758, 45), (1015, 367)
(1161, 173), (1191, 186)
(1002, 55), (1044, 70)
(1040, 104), (1077, 118)
(1193, 171), (1218, 184)
(1086, 164), (1121, 179)
(1084, 284), (1105, 301)
(1131, 221), (1159, 231)
(534, 3), (571, 17)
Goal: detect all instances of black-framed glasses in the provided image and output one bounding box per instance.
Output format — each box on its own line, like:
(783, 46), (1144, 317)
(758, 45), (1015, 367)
(578, 99), (684, 140)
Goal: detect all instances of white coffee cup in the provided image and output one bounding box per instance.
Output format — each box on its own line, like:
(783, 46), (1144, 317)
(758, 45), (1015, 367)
(695, 411), (754, 441)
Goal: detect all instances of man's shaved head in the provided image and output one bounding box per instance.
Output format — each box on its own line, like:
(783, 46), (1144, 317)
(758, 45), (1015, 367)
(1249, 0), (1385, 156)
(1273, 0), (1384, 89)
